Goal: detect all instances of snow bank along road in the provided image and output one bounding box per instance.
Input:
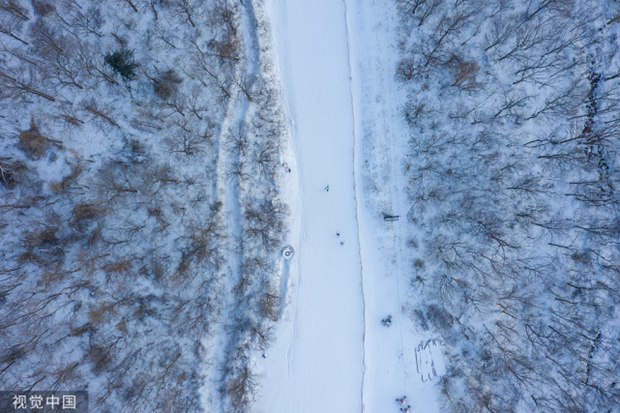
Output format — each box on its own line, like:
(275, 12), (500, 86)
(255, 0), (444, 412)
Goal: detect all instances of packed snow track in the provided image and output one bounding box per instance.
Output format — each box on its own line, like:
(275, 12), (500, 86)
(254, 0), (365, 412)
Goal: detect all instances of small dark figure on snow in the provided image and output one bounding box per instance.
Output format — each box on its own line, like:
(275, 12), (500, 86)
(324, 185), (330, 192)
(336, 232), (340, 237)
(395, 396), (411, 412)
(382, 315), (392, 327)
(340, 240), (345, 246)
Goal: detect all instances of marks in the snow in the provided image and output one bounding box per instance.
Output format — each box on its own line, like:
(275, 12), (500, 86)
(342, 0), (368, 411)
(414, 339), (447, 383)
(282, 244), (295, 259)
(278, 245), (294, 317)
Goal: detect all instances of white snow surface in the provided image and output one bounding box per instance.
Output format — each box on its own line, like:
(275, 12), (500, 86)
(255, 1), (444, 412)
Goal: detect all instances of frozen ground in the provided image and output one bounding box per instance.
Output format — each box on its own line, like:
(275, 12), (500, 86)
(254, 0), (445, 412)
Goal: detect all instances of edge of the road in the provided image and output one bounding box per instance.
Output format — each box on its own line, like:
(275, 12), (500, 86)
(341, 0), (368, 411)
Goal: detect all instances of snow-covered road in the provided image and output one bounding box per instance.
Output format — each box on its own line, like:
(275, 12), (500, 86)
(254, 0), (366, 412)
(254, 1), (445, 412)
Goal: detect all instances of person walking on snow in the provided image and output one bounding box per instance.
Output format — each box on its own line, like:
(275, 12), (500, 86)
(395, 396), (412, 412)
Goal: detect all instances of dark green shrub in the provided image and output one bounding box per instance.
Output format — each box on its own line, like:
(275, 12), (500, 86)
(104, 49), (139, 80)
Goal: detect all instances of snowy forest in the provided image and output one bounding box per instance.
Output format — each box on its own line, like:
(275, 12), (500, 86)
(1, 0), (619, 412)
(0, 0), (287, 412)
(394, 0), (620, 411)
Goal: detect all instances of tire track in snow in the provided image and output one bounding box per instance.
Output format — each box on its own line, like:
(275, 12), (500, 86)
(341, 0), (368, 411)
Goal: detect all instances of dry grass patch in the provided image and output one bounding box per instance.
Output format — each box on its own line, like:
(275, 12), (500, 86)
(73, 202), (102, 221)
(102, 261), (132, 274)
(153, 69), (182, 100)
(18, 122), (50, 159)
(260, 290), (280, 322)
(50, 164), (82, 194)
(25, 227), (58, 248)
(88, 302), (118, 324)
(448, 54), (480, 90)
